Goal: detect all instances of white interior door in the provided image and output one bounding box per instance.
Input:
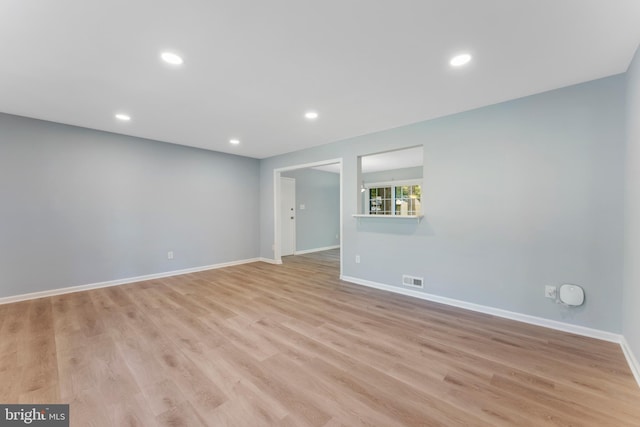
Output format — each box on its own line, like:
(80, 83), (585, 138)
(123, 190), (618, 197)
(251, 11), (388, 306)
(280, 177), (296, 256)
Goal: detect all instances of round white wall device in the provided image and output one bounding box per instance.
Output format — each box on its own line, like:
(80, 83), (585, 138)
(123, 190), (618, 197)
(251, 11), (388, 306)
(559, 284), (585, 306)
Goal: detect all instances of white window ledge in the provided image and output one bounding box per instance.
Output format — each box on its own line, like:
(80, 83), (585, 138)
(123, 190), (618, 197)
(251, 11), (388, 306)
(352, 214), (424, 221)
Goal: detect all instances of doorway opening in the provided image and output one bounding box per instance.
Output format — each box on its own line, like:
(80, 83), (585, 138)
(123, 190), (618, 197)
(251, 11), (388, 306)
(273, 158), (343, 277)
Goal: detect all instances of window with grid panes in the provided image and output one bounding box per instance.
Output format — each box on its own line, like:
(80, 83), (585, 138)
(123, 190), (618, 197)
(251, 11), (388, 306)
(366, 180), (421, 215)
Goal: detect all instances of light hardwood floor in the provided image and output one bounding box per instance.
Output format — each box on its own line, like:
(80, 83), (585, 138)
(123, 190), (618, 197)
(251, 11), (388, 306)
(1, 249), (639, 426)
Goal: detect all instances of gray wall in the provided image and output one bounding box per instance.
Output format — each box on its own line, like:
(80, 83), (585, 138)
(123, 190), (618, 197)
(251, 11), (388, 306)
(260, 75), (626, 333)
(281, 168), (340, 252)
(624, 45), (640, 361)
(0, 113), (260, 298)
(0, 72), (630, 337)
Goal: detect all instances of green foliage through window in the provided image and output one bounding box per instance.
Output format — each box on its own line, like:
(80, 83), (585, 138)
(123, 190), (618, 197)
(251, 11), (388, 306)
(368, 184), (421, 215)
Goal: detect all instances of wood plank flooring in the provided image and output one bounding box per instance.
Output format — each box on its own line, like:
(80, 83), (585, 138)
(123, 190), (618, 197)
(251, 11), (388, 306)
(1, 248), (639, 426)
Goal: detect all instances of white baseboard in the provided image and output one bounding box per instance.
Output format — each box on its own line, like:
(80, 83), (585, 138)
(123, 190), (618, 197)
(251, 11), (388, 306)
(259, 257), (283, 265)
(621, 336), (640, 388)
(294, 245), (340, 255)
(340, 275), (621, 343)
(0, 257), (263, 305)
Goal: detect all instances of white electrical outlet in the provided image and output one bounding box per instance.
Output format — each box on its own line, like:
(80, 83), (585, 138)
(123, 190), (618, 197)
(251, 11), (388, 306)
(355, 255), (360, 264)
(167, 251), (174, 260)
(545, 285), (557, 299)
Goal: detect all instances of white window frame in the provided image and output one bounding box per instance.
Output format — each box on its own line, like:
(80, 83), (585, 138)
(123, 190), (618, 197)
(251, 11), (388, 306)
(364, 179), (422, 215)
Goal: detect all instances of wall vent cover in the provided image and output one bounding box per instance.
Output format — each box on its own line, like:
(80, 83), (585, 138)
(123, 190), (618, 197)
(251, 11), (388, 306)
(402, 275), (424, 288)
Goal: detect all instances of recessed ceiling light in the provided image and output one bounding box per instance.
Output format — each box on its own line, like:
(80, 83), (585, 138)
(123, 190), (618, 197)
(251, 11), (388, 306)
(115, 113), (131, 121)
(161, 52), (184, 65)
(450, 53), (472, 67)
(305, 111), (319, 120)
(229, 139), (240, 145)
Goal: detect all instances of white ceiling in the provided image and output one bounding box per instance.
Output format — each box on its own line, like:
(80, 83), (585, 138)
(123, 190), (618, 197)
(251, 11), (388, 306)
(361, 146), (423, 174)
(1, 1), (639, 159)
(314, 146), (423, 174)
